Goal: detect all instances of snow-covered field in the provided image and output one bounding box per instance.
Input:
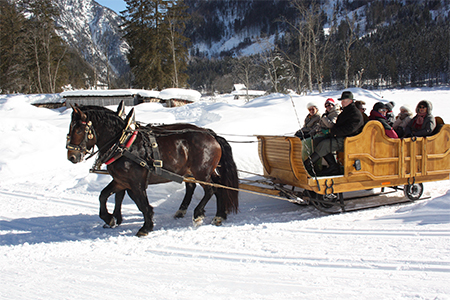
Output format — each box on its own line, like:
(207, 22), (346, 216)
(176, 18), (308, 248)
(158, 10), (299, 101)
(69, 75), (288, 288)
(1, 87), (449, 299)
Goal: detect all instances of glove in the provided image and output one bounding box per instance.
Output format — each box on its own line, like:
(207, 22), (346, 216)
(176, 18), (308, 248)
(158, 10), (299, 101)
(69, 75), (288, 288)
(321, 128), (330, 135)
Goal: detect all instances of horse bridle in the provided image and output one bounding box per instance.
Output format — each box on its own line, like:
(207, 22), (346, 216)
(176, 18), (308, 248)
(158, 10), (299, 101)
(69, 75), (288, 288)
(66, 120), (96, 155)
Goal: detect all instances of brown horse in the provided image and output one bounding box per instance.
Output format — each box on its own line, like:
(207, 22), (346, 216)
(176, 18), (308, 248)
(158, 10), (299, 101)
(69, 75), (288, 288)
(66, 105), (239, 236)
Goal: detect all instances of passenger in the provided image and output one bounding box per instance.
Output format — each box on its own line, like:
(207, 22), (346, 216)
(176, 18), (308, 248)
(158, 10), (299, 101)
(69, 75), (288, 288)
(354, 100), (369, 124)
(369, 102), (398, 138)
(392, 105), (413, 138)
(385, 101), (395, 127)
(303, 91), (364, 176)
(301, 98), (340, 172)
(295, 102), (320, 140)
(404, 100), (436, 137)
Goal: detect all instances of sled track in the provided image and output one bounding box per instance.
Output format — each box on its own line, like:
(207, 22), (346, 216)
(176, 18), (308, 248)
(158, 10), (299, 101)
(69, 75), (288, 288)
(143, 245), (450, 273)
(0, 189), (99, 210)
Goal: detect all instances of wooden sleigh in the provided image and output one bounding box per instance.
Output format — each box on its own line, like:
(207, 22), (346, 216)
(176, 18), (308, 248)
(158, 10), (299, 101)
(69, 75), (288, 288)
(241, 118), (450, 212)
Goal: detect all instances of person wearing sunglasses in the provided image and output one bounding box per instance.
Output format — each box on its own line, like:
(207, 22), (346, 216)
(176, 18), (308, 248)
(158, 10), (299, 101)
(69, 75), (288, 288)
(369, 102), (398, 138)
(404, 100), (436, 138)
(355, 100), (369, 124)
(295, 102), (320, 140)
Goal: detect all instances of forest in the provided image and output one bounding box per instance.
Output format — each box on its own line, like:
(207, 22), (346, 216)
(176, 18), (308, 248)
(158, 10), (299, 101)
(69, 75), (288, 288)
(1, 0), (449, 94)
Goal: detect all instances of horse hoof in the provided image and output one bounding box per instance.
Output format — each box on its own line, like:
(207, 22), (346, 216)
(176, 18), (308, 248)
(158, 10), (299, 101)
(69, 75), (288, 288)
(174, 209), (187, 219)
(103, 217), (118, 228)
(211, 216), (224, 226)
(135, 230), (149, 237)
(193, 216), (205, 227)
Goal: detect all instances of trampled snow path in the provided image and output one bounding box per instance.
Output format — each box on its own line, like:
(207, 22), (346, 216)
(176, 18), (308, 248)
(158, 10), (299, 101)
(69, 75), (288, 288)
(1, 88), (450, 299)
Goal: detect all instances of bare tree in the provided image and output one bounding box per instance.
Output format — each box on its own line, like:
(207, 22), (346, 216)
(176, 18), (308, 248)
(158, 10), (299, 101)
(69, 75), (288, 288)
(341, 12), (358, 89)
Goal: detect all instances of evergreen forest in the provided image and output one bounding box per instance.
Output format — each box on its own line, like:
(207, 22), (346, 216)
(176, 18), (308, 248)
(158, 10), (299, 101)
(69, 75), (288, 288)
(1, 0), (449, 94)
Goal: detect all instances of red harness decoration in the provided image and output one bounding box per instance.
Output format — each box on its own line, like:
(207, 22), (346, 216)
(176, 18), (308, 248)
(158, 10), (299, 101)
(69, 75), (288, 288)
(104, 130), (138, 165)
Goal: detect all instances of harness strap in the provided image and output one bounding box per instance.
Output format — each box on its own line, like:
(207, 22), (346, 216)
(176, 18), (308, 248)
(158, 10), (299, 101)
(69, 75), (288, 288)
(122, 150), (184, 183)
(149, 135), (162, 176)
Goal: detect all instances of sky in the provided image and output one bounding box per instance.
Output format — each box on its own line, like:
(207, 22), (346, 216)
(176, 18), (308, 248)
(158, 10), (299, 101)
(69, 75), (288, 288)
(95, 0), (126, 13)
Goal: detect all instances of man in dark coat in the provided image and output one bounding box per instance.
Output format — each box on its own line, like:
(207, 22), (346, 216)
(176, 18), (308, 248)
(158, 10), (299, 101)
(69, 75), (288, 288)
(303, 91), (364, 176)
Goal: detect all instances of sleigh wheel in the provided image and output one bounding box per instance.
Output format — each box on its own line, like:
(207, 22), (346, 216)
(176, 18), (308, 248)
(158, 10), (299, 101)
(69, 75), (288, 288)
(404, 182), (423, 200)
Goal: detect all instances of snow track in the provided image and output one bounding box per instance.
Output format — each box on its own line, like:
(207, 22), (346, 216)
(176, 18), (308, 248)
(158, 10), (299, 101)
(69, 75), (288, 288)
(1, 89), (449, 299)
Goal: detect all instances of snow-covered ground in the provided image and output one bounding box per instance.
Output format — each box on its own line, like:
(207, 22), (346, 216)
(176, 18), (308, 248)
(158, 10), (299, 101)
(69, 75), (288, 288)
(0, 88), (449, 299)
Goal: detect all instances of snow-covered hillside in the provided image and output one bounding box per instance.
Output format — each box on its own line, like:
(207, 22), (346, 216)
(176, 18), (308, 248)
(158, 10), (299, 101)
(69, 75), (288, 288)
(53, 0), (129, 79)
(0, 88), (449, 299)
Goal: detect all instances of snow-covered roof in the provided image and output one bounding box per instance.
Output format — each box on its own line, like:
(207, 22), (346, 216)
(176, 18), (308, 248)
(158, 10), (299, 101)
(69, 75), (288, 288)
(61, 89), (160, 98)
(61, 88), (201, 102)
(158, 88), (201, 102)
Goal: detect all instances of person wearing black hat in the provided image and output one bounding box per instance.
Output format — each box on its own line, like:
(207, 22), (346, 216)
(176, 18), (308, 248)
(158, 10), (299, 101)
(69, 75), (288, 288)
(303, 91), (364, 176)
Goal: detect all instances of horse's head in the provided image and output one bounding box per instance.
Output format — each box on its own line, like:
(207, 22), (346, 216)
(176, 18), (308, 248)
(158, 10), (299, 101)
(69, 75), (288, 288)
(67, 105), (97, 163)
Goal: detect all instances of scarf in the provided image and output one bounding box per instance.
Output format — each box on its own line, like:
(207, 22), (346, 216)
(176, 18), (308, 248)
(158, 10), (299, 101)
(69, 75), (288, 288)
(414, 112), (427, 129)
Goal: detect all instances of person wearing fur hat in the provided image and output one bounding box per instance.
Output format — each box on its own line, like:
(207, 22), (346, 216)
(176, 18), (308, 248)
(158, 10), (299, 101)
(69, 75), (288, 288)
(369, 102), (398, 139)
(404, 100), (436, 137)
(295, 102), (320, 140)
(393, 105), (413, 138)
(303, 91), (364, 176)
(385, 101), (395, 127)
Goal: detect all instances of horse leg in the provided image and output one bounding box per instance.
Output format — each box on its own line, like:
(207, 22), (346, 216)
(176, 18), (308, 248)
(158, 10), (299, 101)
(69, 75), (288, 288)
(211, 188), (227, 226)
(99, 180), (122, 228)
(174, 182), (196, 218)
(192, 185), (215, 227)
(112, 189), (126, 226)
(127, 188), (154, 237)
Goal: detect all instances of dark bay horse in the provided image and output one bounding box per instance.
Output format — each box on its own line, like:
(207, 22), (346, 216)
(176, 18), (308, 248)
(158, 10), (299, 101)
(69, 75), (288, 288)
(66, 105), (239, 236)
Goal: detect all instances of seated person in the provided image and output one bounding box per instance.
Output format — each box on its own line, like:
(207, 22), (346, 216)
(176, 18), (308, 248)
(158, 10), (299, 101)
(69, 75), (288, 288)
(385, 101), (395, 127)
(295, 102), (320, 140)
(404, 100), (436, 137)
(303, 91), (364, 176)
(392, 105), (412, 138)
(369, 102), (398, 138)
(301, 98), (340, 172)
(354, 100), (369, 124)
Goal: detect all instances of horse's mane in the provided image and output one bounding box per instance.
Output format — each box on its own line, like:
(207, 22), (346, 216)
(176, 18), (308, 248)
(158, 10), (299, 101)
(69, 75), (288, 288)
(77, 105), (125, 130)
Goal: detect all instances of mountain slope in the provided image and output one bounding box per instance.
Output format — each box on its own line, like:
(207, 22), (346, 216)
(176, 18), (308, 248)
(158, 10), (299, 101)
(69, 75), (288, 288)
(53, 0), (129, 82)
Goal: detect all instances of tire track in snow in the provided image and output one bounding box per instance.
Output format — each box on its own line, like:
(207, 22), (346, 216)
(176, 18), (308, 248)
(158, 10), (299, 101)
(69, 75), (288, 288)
(143, 246), (450, 273)
(0, 189), (98, 209)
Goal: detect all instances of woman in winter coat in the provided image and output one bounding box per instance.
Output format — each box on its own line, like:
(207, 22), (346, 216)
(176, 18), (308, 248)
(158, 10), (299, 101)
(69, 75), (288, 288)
(392, 105), (413, 138)
(369, 102), (398, 139)
(295, 102), (320, 139)
(301, 98), (340, 171)
(404, 100), (436, 137)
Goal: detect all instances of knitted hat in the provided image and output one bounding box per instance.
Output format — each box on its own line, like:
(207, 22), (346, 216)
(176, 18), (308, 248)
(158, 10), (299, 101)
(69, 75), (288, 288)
(306, 102), (317, 109)
(325, 98), (336, 106)
(385, 101), (395, 111)
(373, 102), (387, 112)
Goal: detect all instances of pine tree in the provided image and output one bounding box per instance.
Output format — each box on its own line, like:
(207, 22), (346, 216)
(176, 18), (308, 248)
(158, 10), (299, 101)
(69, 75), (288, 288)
(0, 0), (28, 93)
(122, 0), (190, 90)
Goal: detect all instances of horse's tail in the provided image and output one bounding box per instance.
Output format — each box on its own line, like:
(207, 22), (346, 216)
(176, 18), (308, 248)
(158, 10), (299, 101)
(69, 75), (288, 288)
(213, 134), (239, 214)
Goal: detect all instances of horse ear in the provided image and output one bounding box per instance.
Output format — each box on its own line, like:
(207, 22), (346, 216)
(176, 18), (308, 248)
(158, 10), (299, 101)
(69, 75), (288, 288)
(117, 100), (126, 120)
(71, 104), (87, 121)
